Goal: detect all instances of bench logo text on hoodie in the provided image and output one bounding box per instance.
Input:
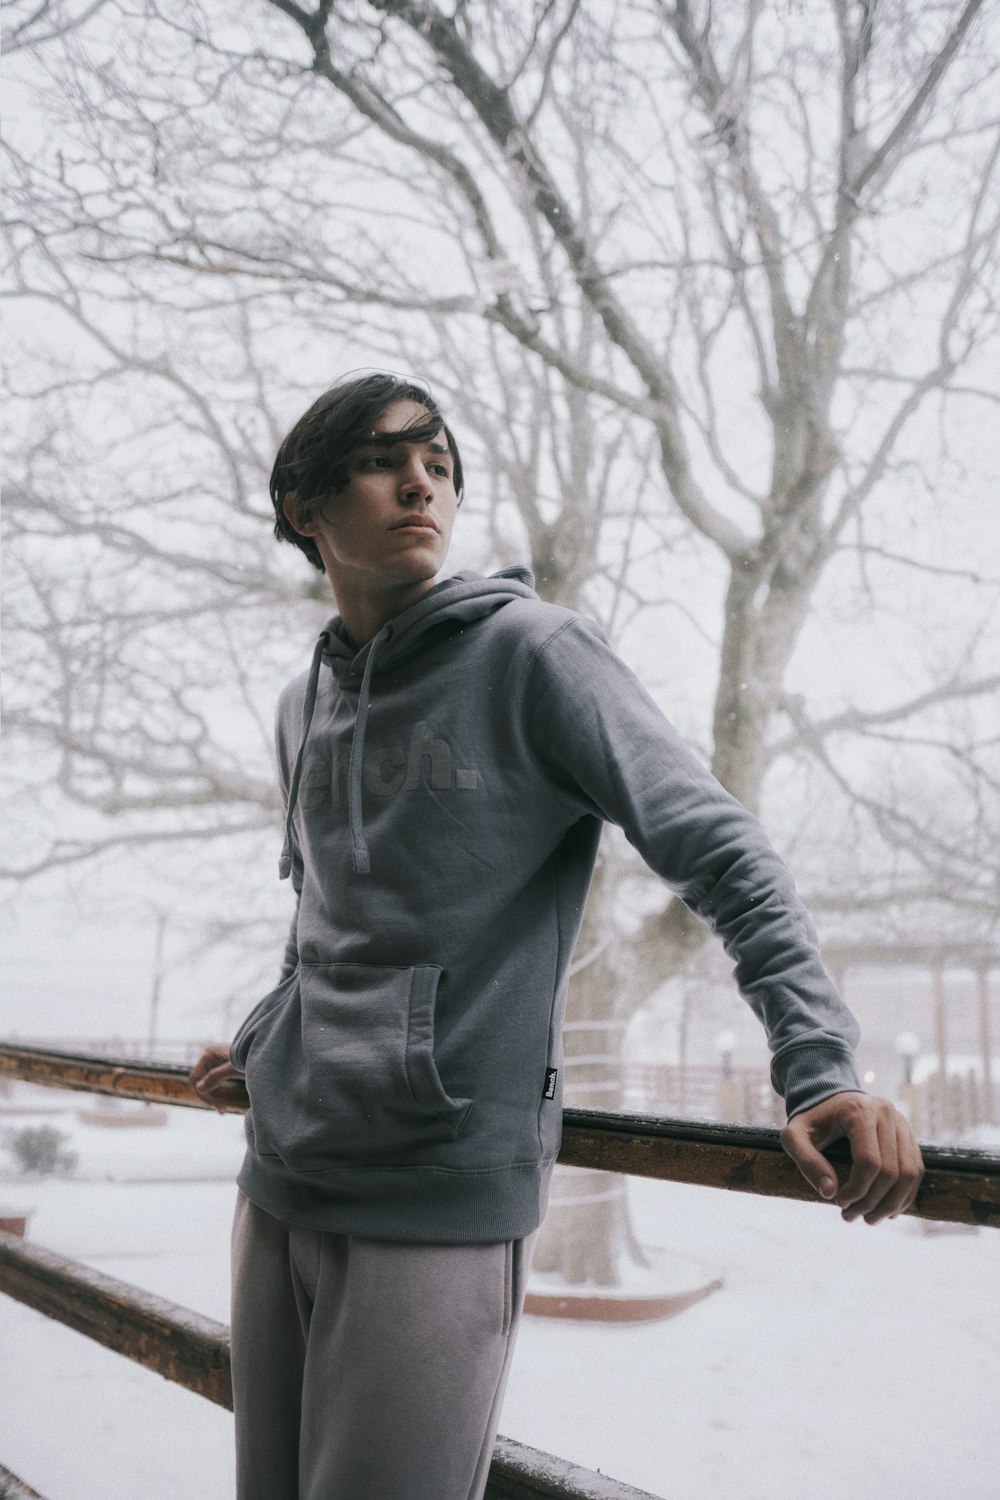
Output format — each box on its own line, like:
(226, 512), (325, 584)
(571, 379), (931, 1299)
(300, 722), (481, 808)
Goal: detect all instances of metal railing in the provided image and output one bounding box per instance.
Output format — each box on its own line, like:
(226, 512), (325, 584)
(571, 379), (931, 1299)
(2, 1040), (999, 1500)
(2, 1042), (996, 1224)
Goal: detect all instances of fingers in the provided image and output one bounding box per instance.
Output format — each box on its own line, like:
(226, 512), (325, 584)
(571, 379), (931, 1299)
(781, 1092), (925, 1226)
(779, 1116), (839, 1201)
(837, 1099), (925, 1224)
(842, 1111), (924, 1225)
(837, 1103), (898, 1222)
(192, 1071), (237, 1112)
(190, 1070), (226, 1112)
(188, 1045), (242, 1113)
(188, 1044), (229, 1083)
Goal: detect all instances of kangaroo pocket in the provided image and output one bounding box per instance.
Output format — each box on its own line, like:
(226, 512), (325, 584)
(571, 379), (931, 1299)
(243, 962), (473, 1170)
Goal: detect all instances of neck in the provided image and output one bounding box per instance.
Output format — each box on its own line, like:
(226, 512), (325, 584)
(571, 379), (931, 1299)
(330, 575), (440, 649)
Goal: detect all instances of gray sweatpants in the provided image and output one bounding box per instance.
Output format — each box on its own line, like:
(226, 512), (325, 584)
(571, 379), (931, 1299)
(230, 1190), (533, 1500)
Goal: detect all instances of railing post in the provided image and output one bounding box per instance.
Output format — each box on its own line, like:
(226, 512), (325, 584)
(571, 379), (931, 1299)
(977, 966), (996, 1124)
(0, 1462), (47, 1499)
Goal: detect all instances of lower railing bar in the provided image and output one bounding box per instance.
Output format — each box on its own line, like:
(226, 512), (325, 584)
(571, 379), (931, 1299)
(0, 1228), (232, 1407)
(0, 1231), (659, 1500)
(0, 1446), (656, 1500)
(485, 1437), (660, 1499)
(0, 1463), (47, 1499)
(1, 1043), (998, 1227)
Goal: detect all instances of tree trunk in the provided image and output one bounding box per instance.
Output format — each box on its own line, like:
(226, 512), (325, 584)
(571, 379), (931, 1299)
(531, 859), (646, 1284)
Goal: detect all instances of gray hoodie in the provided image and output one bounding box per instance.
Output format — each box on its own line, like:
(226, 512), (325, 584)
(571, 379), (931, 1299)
(231, 568), (862, 1242)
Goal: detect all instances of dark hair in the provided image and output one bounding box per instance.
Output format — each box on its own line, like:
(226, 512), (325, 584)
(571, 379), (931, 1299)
(269, 372), (464, 572)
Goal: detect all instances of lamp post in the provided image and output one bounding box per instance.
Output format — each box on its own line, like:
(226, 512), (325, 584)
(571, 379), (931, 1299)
(895, 1031), (920, 1087)
(714, 1029), (739, 1122)
(148, 912), (167, 1060)
(895, 1031), (921, 1136)
(716, 1030), (737, 1081)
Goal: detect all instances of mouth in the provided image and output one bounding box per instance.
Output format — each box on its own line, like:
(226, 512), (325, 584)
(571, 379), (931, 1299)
(390, 518), (438, 534)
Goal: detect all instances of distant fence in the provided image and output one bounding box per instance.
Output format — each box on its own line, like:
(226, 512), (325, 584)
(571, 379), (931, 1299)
(7, 1041), (995, 1140)
(621, 1061), (783, 1127)
(900, 1071), (998, 1140)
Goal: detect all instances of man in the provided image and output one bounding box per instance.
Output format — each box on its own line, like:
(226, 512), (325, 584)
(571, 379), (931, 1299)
(191, 370), (923, 1500)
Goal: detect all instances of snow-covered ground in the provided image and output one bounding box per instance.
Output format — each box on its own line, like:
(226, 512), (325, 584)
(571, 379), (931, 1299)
(1, 1084), (998, 1499)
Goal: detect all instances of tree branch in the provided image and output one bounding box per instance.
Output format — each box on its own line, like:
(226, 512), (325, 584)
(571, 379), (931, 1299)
(771, 675), (1000, 759)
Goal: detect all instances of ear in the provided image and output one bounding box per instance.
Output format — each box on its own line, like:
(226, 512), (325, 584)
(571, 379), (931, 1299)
(282, 491), (323, 537)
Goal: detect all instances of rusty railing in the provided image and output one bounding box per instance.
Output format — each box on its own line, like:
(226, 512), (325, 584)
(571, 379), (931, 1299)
(1, 1041), (998, 1499)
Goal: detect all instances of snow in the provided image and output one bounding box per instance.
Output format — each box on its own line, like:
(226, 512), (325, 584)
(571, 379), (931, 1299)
(1, 1086), (998, 1499)
(527, 1243), (721, 1302)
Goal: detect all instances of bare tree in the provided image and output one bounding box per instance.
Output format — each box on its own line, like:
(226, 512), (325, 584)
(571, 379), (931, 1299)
(3, 0), (998, 1282)
(1, 0), (112, 54)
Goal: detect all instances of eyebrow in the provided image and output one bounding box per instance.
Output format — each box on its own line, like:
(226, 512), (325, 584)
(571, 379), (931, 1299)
(356, 433), (453, 461)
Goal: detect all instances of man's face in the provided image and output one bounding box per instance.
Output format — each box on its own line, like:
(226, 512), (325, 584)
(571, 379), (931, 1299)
(301, 398), (459, 592)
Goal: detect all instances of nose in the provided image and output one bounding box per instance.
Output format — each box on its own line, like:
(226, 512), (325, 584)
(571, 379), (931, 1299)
(399, 453), (434, 505)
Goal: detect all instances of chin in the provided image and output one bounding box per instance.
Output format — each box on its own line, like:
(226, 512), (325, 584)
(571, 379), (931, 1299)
(392, 558), (444, 585)
(417, 543), (448, 569)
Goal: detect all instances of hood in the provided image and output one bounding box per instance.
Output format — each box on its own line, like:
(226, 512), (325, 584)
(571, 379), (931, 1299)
(278, 567), (536, 880)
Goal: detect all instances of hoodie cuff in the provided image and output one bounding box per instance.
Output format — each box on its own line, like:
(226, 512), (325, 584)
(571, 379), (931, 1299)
(773, 1043), (865, 1119)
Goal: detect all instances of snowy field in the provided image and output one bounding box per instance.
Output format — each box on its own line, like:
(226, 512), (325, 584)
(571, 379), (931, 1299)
(1, 1084), (998, 1500)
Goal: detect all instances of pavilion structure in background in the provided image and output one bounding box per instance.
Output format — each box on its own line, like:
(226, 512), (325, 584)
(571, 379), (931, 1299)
(823, 942), (998, 1140)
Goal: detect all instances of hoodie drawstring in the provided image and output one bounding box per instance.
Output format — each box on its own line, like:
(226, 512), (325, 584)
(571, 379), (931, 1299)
(278, 630), (330, 881)
(345, 623), (391, 876)
(278, 623), (391, 881)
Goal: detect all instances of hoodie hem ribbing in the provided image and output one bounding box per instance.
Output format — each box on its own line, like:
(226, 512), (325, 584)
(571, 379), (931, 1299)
(235, 1153), (555, 1243)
